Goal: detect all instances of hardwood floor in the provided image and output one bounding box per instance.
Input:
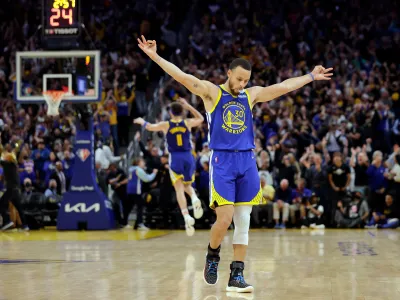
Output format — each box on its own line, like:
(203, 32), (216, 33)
(0, 228), (399, 300)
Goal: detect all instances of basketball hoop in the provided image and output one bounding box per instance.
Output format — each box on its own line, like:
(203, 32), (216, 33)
(43, 90), (70, 116)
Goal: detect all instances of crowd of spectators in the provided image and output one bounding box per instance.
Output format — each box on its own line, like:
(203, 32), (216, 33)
(1, 0), (400, 230)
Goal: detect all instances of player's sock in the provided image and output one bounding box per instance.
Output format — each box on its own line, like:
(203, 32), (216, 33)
(182, 209), (195, 236)
(226, 261), (254, 293)
(204, 244), (221, 285)
(207, 243), (221, 258)
(181, 208), (189, 217)
(191, 193), (204, 219)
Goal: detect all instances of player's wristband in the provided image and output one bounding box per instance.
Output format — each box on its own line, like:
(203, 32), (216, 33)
(143, 121), (148, 128)
(308, 73), (315, 81)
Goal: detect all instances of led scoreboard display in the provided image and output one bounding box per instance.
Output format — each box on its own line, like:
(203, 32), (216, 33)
(43, 0), (80, 36)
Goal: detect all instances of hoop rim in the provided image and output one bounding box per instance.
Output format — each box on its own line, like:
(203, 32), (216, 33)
(43, 90), (70, 102)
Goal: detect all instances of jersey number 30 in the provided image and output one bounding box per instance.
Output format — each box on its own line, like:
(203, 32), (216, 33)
(176, 134), (183, 146)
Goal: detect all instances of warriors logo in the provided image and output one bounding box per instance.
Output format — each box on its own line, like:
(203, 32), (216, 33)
(222, 101), (247, 134)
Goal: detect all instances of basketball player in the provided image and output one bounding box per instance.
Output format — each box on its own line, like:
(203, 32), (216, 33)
(133, 98), (204, 236)
(137, 35), (332, 292)
(0, 149), (28, 231)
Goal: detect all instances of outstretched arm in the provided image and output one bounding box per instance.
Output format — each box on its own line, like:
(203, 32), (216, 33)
(177, 98), (204, 129)
(249, 66), (333, 105)
(137, 36), (217, 101)
(133, 117), (169, 133)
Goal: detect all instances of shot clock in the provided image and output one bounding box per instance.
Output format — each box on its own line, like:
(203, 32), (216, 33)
(43, 0), (80, 36)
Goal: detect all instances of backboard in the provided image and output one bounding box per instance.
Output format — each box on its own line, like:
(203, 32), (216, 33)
(15, 50), (101, 103)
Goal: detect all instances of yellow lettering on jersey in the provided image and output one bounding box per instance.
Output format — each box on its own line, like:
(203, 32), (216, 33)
(222, 124), (247, 134)
(169, 127), (187, 134)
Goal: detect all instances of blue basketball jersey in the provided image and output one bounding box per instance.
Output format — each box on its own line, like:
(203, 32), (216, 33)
(206, 85), (255, 151)
(166, 120), (191, 152)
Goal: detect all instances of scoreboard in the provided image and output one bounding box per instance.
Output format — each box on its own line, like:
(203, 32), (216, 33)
(42, 0), (80, 36)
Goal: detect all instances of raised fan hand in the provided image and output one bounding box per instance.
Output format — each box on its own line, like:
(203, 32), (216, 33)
(311, 66), (333, 80)
(137, 35), (157, 59)
(133, 117), (145, 126)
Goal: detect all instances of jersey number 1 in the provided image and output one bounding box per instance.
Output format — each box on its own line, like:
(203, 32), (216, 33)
(176, 134), (183, 146)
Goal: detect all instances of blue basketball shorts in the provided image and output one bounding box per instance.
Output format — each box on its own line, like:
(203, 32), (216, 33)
(209, 150), (263, 209)
(169, 151), (195, 184)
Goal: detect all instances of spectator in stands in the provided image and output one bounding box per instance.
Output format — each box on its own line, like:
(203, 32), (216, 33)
(328, 153), (351, 225)
(300, 193), (325, 229)
(273, 179), (292, 229)
(107, 163), (129, 227)
(44, 179), (57, 198)
(50, 161), (67, 195)
(253, 176), (275, 227)
(95, 140), (123, 170)
(127, 157), (157, 230)
(367, 151), (387, 212)
(290, 178), (312, 227)
(350, 148), (369, 197)
(335, 192), (369, 228)
(365, 194), (399, 229)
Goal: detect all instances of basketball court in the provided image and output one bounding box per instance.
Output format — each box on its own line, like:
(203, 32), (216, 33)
(1, 229), (399, 300)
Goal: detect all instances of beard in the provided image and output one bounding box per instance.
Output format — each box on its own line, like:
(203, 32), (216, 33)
(228, 80), (240, 96)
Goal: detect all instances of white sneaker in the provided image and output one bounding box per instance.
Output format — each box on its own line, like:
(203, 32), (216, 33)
(365, 224), (378, 229)
(122, 224), (133, 229)
(184, 215), (195, 236)
(1, 221), (14, 231)
(136, 223), (149, 231)
(301, 225), (308, 229)
(192, 200), (204, 219)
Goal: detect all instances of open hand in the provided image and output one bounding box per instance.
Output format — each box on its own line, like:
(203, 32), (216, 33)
(311, 66), (333, 81)
(137, 35), (157, 59)
(133, 117), (145, 126)
(177, 97), (188, 107)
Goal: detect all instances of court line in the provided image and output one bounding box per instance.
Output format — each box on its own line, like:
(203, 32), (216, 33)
(368, 231), (376, 237)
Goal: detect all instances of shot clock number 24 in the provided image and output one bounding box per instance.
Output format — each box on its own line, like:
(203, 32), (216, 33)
(43, 0), (80, 36)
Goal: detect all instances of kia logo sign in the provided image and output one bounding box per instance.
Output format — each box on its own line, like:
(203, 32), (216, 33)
(65, 203), (100, 213)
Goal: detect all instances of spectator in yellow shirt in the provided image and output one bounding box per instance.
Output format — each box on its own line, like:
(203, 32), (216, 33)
(101, 90), (119, 155)
(252, 176), (275, 227)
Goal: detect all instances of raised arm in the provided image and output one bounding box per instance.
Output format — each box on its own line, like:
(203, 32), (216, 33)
(248, 66), (333, 105)
(177, 98), (204, 129)
(137, 36), (218, 109)
(133, 117), (169, 134)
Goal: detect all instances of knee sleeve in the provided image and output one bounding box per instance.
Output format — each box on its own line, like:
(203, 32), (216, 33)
(232, 206), (252, 245)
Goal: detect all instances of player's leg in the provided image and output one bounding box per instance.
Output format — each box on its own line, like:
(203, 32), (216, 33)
(169, 153), (195, 236)
(182, 153), (203, 219)
(173, 179), (195, 236)
(227, 152), (263, 293)
(204, 151), (236, 285)
(0, 189), (14, 230)
(9, 187), (28, 230)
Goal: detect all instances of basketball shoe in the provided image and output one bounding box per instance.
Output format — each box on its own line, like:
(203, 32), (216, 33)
(226, 262), (254, 293)
(203, 244), (221, 285)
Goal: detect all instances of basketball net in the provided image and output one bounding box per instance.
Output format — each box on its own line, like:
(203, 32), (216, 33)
(43, 90), (70, 116)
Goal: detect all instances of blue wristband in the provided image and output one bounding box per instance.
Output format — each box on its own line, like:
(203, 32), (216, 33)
(308, 73), (315, 81)
(143, 121), (148, 128)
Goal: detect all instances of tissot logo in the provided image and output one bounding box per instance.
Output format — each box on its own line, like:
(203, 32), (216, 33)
(76, 149), (90, 162)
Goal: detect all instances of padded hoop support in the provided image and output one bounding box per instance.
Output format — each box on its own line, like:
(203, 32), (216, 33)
(57, 118), (115, 230)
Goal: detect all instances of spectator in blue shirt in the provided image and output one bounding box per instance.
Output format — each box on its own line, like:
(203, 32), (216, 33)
(290, 178), (312, 227)
(367, 151), (388, 212)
